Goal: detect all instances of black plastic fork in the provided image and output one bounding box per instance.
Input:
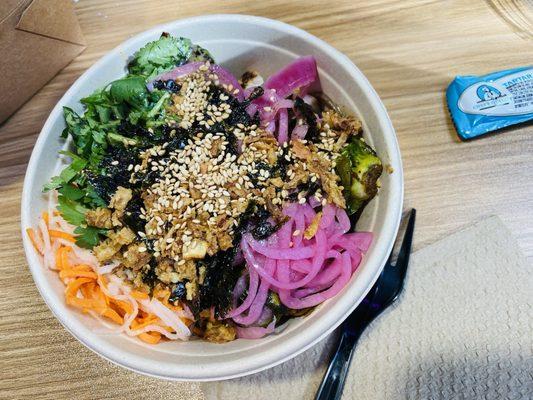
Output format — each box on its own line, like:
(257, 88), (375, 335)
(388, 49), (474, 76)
(315, 209), (416, 400)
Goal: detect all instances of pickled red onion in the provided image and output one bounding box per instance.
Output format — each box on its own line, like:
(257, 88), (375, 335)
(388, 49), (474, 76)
(147, 62), (245, 101)
(230, 199), (373, 338)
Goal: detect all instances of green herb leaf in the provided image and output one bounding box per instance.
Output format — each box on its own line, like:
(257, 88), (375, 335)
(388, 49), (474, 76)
(128, 35), (194, 79)
(84, 185), (107, 208)
(63, 107), (95, 158)
(43, 176), (64, 192)
(58, 166), (77, 183)
(74, 225), (105, 249)
(57, 195), (87, 226)
(109, 76), (148, 109)
(48, 35), (215, 245)
(55, 151), (88, 183)
(146, 91), (170, 119)
(107, 132), (139, 147)
(58, 184), (85, 201)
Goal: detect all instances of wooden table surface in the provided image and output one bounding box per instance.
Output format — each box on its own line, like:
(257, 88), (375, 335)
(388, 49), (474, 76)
(1, 0), (532, 398)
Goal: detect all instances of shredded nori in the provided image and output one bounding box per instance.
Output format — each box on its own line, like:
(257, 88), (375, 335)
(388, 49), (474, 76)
(118, 120), (151, 140)
(195, 201), (277, 317)
(247, 160), (273, 186)
(274, 144), (292, 181)
(287, 180), (320, 203)
(122, 191), (145, 234)
(152, 79), (182, 93)
(247, 86), (265, 102)
(224, 129), (240, 155)
(223, 85), (262, 127)
(287, 108), (297, 135)
(251, 222), (278, 240)
(294, 96), (319, 142)
(164, 126), (191, 151)
(196, 250), (242, 317)
(86, 146), (138, 202)
(169, 280), (188, 303)
(249, 204), (282, 240)
(142, 258), (158, 287)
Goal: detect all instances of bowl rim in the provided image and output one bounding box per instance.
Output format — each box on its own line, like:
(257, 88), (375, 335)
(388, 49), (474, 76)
(21, 13), (403, 381)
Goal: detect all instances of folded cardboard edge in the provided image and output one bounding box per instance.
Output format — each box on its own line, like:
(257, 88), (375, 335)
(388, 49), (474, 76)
(15, 0), (86, 46)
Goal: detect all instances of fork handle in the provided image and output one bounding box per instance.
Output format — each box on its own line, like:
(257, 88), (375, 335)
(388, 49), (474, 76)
(315, 326), (366, 400)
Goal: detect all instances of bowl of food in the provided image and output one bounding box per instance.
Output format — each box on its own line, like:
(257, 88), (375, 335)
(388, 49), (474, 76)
(21, 14), (403, 380)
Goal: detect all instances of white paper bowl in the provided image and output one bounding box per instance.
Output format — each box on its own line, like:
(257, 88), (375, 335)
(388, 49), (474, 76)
(21, 14), (403, 381)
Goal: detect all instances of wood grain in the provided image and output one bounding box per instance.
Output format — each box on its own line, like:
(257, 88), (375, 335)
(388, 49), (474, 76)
(0, 0), (532, 398)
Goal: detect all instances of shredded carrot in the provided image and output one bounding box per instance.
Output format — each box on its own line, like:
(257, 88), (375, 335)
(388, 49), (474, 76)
(26, 228), (44, 254)
(56, 246), (65, 270)
(65, 277), (93, 295)
(60, 269), (98, 280)
(60, 247), (72, 270)
(138, 332), (162, 344)
(102, 308), (124, 324)
(131, 316), (159, 330)
(130, 290), (149, 300)
(42, 212), (49, 226)
(97, 275), (108, 289)
(66, 291), (104, 311)
(32, 215), (191, 345)
(55, 246), (73, 270)
(153, 287), (182, 311)
(110, 298), (134, 315)
(73, 264), (93, 272)
(153, 287), (170, 300)
(92, 284), (107, 305)
(65, 278), (103, 308)
(48, 230), (76, 243)
(80, 281), (95, 299)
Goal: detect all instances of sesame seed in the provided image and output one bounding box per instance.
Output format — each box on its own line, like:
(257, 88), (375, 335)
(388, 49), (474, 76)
(116, 71), (343, 277)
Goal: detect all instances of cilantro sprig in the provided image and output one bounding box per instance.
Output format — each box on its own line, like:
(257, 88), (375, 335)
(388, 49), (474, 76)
(44, 33), (213, 248)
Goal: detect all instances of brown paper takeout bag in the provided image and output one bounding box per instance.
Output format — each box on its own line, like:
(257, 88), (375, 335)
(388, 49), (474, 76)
(0, 0), (86, 123)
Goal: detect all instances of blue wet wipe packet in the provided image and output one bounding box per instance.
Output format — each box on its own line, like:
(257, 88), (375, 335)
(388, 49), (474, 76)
(446, 66), (533, 140)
